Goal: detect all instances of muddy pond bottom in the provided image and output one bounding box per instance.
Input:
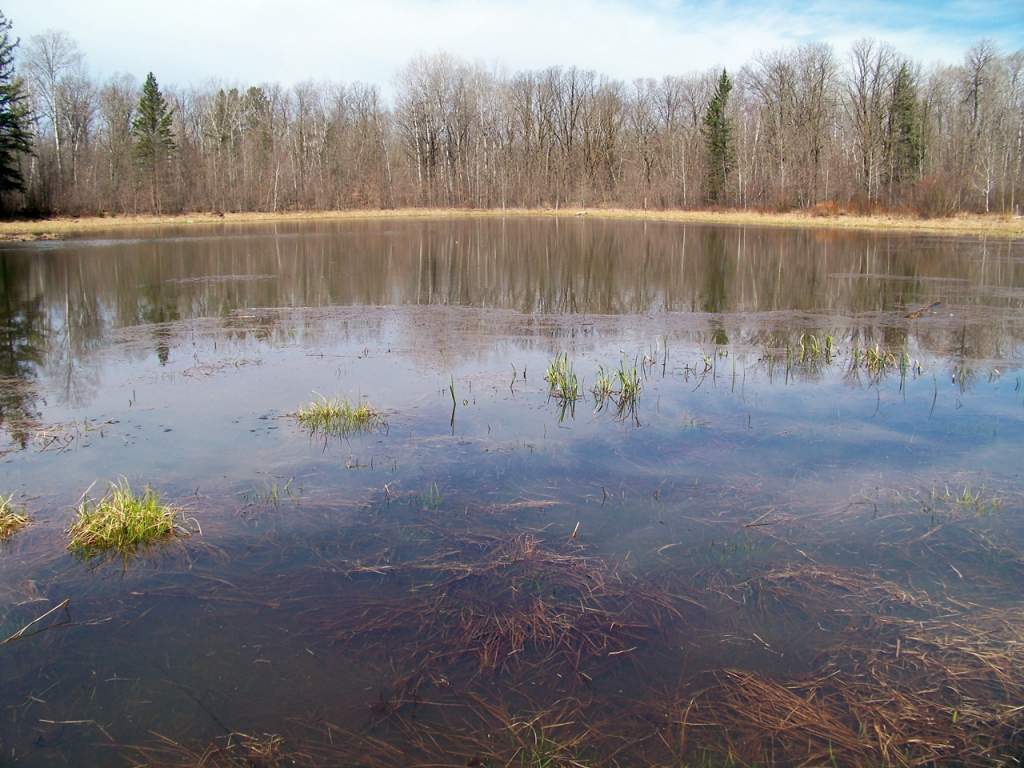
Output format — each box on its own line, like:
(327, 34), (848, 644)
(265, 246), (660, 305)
(1, 217), (1023, 767)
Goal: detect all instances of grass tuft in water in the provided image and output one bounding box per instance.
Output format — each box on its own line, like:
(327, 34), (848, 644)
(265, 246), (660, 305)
(0, 495), (28, 540)
(294, 395), (384, 437)
(937, 484), (1003, 517)
(593, 357), (642, 420)
(544, 353), (579, 402)
(825, 334), (836, 363)
(615, 356), (642, 404)
(799, 333), (823, 362)
(67, 480), (190, 557)
(591, 366), (615, 411)
(862, 343), (897, 375)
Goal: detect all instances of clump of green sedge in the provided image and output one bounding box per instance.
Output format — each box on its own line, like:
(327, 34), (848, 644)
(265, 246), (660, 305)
(544, 353), (580, 402)
(67, 480), (191, 558)
(294, 395), (384, 437)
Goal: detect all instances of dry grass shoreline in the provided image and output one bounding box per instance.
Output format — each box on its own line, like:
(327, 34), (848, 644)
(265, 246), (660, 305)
(2, 206), (1023, 240)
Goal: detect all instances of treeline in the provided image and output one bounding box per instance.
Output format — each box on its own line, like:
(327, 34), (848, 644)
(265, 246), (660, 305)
(10, 26), (1024, 217)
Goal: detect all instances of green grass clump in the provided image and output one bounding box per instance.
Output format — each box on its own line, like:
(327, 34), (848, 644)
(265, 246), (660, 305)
(850, 343), (898, 376)
(591, 365), (614, 406)
(294, 395), (384, 436)
(940, 484), (1003, 517)
(796, 333), (837, 366)
(615, 357), (642, 403)
(544, 353), (580, 402)
(67, 481), (189, 557)
(0, 495), (29, 540)
(591, 357), (642, 422)
(798, 333), (822, 362)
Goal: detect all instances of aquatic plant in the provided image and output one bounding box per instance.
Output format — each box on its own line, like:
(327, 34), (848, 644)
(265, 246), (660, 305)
(544, 353), (580, 402)
(0, 495), (28, 540)
(824, 334), (836, 363)
(863, 343), (897, 375)
(67, 480), (191, 557)
(244, 478), (296, 508)
(591, 357), (642, 421)
(846, 342), (923, 381)
(794, 333), (840, 369)
(127, 730), (288, 768)
(688, 563), (1024, 767)
(615, 356), (642, 403)
(937, 484), (1003, 517)
(329, 533), (685, 675)
(591, 365), (614, 406)
(420, 481), (443, 510)
(112, 544), (1024, 767)
(294, 395), (384, 437)
(798, 333), (822, 362)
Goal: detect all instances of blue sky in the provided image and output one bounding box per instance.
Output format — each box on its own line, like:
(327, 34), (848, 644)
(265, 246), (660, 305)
(5, 0), (1023, 89)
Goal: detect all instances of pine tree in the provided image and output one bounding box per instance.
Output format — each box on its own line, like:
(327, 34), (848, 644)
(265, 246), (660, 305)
(132, 72), (175, 211)
(887, 62), (923, 192)
(702, 69), (735, 205)
(0, 12), (33, 204)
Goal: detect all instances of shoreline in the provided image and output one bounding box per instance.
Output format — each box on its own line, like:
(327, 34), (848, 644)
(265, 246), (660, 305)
(2, 206), (1023, 240)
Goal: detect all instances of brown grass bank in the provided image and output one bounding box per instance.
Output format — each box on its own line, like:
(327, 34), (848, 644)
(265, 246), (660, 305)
(2, 207), (1023, 240)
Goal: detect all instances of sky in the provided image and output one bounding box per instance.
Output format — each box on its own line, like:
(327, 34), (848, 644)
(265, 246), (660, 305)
(5, 0), (1023, 91)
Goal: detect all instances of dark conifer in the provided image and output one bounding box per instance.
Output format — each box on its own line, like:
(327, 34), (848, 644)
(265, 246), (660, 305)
(0, 12), (33, 203)
(702, 69), (735, 205)
(888, 62), (923, 189)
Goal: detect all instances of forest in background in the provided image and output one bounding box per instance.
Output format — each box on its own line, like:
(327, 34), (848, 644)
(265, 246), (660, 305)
(9, 23), (1024, 218)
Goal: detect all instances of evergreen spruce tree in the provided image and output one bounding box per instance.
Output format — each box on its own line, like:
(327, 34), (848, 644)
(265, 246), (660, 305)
(887, 62), (923, 192)
(0, 12), (33, 204)
(132, 72), (175, 211)
(702, 69), (735, 205)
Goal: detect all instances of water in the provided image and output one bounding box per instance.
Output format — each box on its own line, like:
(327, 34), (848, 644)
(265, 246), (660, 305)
(0, 217), (1022, 766)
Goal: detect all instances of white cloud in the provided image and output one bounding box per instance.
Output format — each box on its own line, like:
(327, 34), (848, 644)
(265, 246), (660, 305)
(4, 0), (1016, 93)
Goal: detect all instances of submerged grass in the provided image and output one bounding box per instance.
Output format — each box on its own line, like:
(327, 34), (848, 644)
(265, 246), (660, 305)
(67, 480), (191, 557)
(0, 495), (28, 540)
(689, 565), (1024, 767)
(294, 395), (384, 437)
(325, 533), (687, 678)
(936, 483), (1003, 517)
(114, 540), (1024, 767)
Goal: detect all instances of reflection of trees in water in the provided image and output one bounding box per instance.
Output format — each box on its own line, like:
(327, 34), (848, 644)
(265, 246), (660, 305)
(47, 265), (104, 407)
(0, 255), (48, 448)
(701, 230), (729, 314)
(1, 221), (1020, 396)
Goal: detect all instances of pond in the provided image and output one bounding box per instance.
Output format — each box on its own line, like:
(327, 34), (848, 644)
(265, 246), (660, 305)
(1, 217), (1022, 766)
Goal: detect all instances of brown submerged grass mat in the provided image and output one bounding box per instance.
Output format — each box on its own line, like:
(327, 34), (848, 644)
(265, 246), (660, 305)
(119, 551), (1024, 767)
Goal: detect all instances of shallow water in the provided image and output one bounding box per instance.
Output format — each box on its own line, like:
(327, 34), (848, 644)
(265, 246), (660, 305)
(1, 218), (1022, 766)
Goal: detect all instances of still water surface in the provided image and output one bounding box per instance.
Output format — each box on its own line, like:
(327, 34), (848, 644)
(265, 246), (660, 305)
(1, 218), (1022, 766)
